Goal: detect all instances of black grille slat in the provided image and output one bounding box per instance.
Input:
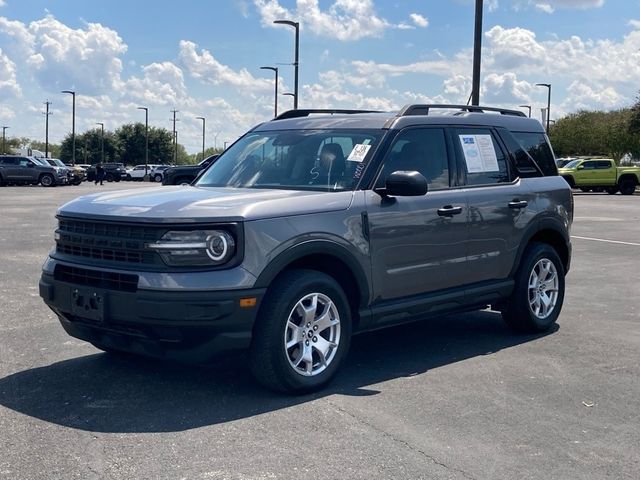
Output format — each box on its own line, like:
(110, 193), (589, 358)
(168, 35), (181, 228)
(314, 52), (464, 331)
(54, 265), (138, 292)
(56, 218), (162, 266)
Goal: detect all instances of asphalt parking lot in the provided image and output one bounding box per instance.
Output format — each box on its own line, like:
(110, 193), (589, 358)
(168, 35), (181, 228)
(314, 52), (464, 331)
(0, 182), (638, 480)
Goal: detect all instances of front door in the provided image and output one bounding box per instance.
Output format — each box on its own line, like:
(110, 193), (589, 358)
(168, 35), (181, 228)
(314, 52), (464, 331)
(366, 127), (468, 302)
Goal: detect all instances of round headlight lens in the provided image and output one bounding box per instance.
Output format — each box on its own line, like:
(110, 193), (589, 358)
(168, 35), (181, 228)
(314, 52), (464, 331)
(205, 232), (233, 261)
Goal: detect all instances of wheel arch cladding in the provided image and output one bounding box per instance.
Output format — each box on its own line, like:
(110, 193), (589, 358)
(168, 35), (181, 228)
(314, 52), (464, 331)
(526, 228), (570, 274)
(254, 242), (369, 329)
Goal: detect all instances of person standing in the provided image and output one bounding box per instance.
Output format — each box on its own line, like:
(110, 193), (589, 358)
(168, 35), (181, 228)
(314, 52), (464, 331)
(95, 163), (105, 185)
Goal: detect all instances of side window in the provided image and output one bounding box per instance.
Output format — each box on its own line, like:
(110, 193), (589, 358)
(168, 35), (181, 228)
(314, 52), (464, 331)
(454, 128), (510, 186)
(19, 159), (31, 167)
(596, 160), (612, 169)
(376, 128), (450, 190)
(0, 157), (18, 165)
(582, 161), (597, 170)
(511, 131), (557, 176)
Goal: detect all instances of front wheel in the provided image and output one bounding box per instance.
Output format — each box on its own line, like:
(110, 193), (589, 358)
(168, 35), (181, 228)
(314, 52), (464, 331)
(39, 174), (55, 187)
(501, 242), (565, 333)
(249, 269), (352, 394)
(153, 174), (162, 182)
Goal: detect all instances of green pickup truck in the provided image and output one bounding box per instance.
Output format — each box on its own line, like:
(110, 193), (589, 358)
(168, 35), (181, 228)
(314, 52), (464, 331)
(558, 158), (640, 195)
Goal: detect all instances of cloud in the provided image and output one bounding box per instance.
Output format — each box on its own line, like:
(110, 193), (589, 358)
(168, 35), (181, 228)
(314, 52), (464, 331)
(0, 15), (127, 95)
(178, 40), (271, 91)
(629, 19), (640, 29)
(409, 13), (428, 28)
(563, 81), (624, 110)
(124, 62), (188, 106)
(0, 48), (21, 99)
(0, 1), (6, 7)
(253, 0), (399, 41)
(535, 3), (555, 13)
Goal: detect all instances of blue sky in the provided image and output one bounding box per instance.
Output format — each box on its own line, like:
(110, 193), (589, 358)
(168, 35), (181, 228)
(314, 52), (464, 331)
(1, 0), (638, 154)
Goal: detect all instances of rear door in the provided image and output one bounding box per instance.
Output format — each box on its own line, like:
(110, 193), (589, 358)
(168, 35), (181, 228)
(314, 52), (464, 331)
(366, 127), (468, 301)
(452, 126), (537, 284)
(0, 157), (20, 180)
(595, 160), (616, 184)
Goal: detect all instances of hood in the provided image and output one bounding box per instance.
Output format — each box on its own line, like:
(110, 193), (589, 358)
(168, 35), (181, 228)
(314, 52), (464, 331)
(57, 186), (355, 223)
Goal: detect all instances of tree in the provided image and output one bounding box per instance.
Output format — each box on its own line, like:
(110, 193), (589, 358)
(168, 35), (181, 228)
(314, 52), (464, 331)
(60, 129), (117, 164)
(115, 123), (174, 165)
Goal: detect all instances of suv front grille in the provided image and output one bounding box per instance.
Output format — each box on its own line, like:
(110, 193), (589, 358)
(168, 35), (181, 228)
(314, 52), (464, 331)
(56, 218), (163, 266)
(54, 264), (138, 292)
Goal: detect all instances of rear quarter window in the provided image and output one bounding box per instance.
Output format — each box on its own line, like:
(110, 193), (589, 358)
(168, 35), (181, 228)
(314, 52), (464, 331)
(511, 131), (558, 177)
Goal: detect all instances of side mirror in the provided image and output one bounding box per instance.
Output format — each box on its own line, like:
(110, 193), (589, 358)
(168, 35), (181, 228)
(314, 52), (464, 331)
(27, 162), (35, 168)
(376, 170), (428, 197)
(577, 165), (584, 170)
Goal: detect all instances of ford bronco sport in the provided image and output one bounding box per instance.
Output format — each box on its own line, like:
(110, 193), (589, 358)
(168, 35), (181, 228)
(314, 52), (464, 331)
(40, 105), (572, 393)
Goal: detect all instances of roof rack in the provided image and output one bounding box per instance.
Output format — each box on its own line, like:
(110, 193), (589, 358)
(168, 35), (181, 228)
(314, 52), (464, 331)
(398, 104), (527, 117)
(274, 109), (382, 120)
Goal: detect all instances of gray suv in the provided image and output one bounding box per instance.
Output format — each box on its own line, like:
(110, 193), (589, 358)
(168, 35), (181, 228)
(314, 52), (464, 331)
(39, 105), (572, 393)
(0, 155), (68, 186)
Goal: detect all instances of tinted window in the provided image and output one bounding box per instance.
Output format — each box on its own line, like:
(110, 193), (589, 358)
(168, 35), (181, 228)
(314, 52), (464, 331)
(454, 128), (510, 186)
(511, 131), (557, 176)
(582, 161), (597, 170)
(596, 160), (613, 169)
(0, 157), (18, 165)
(376, 128), (451, 190)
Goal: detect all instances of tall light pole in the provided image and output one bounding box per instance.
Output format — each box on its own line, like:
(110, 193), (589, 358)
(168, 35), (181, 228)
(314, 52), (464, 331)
(1, 126), (8, 154)
(61, 90), (76, 165)
(137, 106), (149, 175)
(96, 123), (104, 163)
(196, 116), (206, 161)
(471, 0), (483, 106)
(519, 105), (532, 118)
(171, 109), (179, 163)
(260, 66), (279, 118)
(274, 19), (299, 109)
(536, 83), (551, 133)
(214, 132), (219, 151)
(43, 100), (52, 158)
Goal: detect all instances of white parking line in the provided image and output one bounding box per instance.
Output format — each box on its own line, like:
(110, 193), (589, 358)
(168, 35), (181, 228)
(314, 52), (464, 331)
(571, 235), (640, 247)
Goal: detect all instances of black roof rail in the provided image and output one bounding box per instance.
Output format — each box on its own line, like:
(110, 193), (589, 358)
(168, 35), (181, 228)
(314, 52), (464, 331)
(398, 104), (527, 117)
(274, 109), (382, 120)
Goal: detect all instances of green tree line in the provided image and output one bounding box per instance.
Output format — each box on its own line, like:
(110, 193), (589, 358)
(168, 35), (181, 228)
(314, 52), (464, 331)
(3, 123), (223, 165)
(549, 95), (640, 163)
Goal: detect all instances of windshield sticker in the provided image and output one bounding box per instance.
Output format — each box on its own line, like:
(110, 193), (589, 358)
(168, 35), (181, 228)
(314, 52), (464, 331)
(347, 144), (371, 163)
(459, 134), (499, 173)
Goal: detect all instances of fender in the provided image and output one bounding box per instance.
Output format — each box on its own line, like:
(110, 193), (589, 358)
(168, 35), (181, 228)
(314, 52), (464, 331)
(253, 238), (371, 309)
(509, 215), (571, 277)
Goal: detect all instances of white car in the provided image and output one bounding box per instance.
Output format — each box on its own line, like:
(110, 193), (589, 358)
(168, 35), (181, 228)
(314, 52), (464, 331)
(149, 165), (172, 182)
(126, 164), (157, 181)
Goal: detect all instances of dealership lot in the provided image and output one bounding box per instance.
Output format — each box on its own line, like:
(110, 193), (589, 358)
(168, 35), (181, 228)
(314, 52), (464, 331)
(0, 183), (638, 479)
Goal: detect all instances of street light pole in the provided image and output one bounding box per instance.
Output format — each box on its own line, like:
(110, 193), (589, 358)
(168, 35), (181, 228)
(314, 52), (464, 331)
(137, 107), (149, 175)
(96, 123), (104, 163)
(274, 19), (299, 109)
(62, 90), (76, 165)
(260, 66), (279, 117)
(471, 0), (483, 106)
(196, 116), (206, 161)
(43, 100), (52, 158)
(536, 83), (551, 132)
(519, 105), (532, 118)
(1, 126), (8, 154)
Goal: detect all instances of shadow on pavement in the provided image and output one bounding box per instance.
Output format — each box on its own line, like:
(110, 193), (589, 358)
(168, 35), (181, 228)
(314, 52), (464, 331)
(0, 310), (556, 433)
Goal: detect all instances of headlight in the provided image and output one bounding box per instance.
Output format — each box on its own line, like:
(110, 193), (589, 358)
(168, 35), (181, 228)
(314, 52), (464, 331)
(145, 230), (235, 266)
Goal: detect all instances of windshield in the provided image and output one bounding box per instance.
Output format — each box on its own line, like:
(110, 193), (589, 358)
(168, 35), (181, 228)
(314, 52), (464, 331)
(563, 159), (581, 169)
(196, 129), (382, 191)
(50, 159), (66, 167)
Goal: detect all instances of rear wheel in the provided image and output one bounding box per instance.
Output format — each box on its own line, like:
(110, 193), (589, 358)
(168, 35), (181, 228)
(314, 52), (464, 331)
(579, 187), (590, 193)
(176, 176), (192, 185)
(502, 242), (565, 333)
(619, 179), (636, 195)
(105, 173), (114, 182)
(154, 174), (162, 182)
(249, 269), (352, 394)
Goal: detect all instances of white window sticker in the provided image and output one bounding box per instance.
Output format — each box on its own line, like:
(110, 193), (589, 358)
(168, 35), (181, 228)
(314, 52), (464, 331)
(347, 144), (371, 163)
(459, 134), (499, 173)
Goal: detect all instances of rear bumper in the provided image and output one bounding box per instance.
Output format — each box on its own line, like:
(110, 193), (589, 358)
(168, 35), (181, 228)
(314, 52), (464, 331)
(40, 271), (265, 362)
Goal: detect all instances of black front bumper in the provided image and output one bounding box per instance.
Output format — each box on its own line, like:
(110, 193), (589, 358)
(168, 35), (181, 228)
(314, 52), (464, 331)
(40, 272), (265, 362)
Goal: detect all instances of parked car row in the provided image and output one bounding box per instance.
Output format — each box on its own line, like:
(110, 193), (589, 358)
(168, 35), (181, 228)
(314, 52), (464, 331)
(0, 154), (83, 186)
(124, 164), (173, 182)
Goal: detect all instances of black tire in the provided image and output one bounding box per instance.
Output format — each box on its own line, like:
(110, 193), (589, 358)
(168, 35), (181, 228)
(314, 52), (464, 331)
(39, 173), (55, 187)
(249, 269), (352, 394)
(501, 242), (565, 333)
(606, 186), (618, 195)
(105, 173), (114, 182)
(154, 174), (162, 182)
(619, 179), (636, 195)
(176, 176), (192, 185)
(126, 174), (132, 181)
(579, 187), (590, 193)
(0, 174), (5, 186)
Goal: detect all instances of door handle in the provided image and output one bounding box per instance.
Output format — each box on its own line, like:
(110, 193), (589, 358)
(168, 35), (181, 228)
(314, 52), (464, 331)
(437, 205), (463, 216)
(508, 200), (528, 209)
